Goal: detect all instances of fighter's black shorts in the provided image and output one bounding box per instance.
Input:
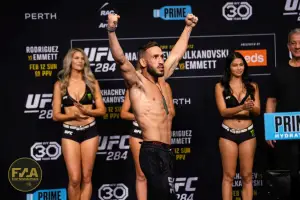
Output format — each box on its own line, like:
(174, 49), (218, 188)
(62, 121), (98, 143)
(130, 121), (142, 139)
(220, 123), (255, 145)
(139, 141), (176, 200)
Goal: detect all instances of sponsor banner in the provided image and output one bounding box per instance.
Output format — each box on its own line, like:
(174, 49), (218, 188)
(264, 112), (300, 140)
(26, 188), (67, 200)
(153, 5), (192, 20)
(71, 34), (275, 80)
(235, 49), (267, 67)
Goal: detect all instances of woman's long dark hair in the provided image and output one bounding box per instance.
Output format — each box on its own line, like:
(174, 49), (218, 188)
(220, 51), (255, 100)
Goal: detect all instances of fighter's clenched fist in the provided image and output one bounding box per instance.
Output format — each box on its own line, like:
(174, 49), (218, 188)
(107, 13), (120, 31)
(185, 14), (198, 27)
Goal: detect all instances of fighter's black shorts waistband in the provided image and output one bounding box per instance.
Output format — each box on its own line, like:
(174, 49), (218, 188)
(141, 141), (172, 150)
(130, 120), (142, 139)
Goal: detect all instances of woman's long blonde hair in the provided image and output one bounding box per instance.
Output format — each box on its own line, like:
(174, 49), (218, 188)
(57, 48), (96, 96)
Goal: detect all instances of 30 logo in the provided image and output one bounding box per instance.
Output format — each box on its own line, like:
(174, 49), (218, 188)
(24, 94), (53, 120)
(8, 157), (42, 192)
(98, 183), (128, 200)
(30, 142), (61, 161)
(97, 135), (129, 161)
(222, 2), (252, 21)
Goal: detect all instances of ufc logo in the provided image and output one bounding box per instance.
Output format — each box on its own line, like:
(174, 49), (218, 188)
(285, 0), (300, 11)
(25, 94), (52, 109)
(134, 129), (142, 134)
(173, 177), (198, 192)
(64, 130), (73, 135)
(98, 135), (130, 151)
(84, 47), (114, 62)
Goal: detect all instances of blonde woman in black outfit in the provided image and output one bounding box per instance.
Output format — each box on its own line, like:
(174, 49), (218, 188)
(52, 48), (106, 200)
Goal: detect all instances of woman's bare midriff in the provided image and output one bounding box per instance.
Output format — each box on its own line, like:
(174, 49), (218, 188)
(223, 109), (252, 129)
(63, 105), (95, 126)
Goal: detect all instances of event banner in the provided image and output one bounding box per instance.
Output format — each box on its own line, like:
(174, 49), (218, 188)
(71, 33), (275, 80)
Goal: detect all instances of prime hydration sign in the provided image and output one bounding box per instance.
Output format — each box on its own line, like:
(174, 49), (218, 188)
(264, 112), (300, 140)
(153, 5), (192, 20)
(26, 188), (67, 200)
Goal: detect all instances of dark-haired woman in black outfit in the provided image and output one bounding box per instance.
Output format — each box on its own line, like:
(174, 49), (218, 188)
(215, 51), (260, 200)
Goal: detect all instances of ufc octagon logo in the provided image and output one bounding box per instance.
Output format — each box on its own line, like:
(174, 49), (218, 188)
(30, 142), (61, 161)
(98, 183), (128, 200)
(222, 2), (252, 21)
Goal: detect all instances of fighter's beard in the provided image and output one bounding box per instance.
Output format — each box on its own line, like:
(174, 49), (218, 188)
(147, 66), (164, 78)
